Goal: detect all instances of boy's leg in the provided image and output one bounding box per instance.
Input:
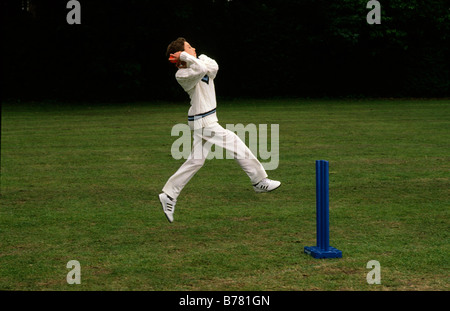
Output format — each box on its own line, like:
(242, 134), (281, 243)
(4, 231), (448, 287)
(203, 123), (268, 185)
(162, 130), (209, 200)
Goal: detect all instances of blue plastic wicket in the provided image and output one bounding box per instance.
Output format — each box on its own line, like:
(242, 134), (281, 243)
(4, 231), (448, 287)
(304, 160), (342, 259)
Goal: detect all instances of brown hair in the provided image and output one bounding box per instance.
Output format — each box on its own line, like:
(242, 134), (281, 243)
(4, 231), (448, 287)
(166, 37), (186, 57)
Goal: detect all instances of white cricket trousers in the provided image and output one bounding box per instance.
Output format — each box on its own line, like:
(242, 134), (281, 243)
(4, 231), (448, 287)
(162, 122), (268, 200)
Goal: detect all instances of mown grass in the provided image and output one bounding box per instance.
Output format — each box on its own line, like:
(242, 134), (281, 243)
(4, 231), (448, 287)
(1, 98), (449, 290)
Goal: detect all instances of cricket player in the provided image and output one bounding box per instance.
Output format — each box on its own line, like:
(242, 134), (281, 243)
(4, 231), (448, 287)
(159, 37), (281, 223)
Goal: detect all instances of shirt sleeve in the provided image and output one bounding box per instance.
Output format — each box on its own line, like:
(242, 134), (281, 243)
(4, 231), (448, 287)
(198, 54), (219, 80)
(176, 52), (208, 92)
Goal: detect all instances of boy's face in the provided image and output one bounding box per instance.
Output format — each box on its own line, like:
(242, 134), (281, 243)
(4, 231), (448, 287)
(184, 41), (197, 57)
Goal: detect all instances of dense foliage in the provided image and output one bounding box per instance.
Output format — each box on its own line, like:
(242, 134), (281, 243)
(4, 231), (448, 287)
(1, 0), (449, 100)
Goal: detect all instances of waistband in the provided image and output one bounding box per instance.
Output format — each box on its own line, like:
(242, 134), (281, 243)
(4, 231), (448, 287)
(188, 108), (216, 121)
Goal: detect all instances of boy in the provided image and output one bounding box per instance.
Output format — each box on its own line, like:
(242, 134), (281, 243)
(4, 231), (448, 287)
(159, 37), (281, 223)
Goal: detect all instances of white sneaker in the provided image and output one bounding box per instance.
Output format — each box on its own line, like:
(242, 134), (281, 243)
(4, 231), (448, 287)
(158, 193), (176, 223)
(253, 178), (281, 193)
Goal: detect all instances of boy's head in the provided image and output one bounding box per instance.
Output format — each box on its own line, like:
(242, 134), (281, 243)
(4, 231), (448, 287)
(166, 37), (186, 57)
(166, 37), (197, 58)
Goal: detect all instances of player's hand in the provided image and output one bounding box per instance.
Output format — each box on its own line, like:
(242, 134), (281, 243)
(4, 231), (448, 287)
(169, 51), (182, 64)
(169, 51), (187, 68)
(168, 52), (185, 68)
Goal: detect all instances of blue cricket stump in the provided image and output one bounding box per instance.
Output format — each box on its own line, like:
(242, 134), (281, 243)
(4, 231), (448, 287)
(304, 160), (342, 259)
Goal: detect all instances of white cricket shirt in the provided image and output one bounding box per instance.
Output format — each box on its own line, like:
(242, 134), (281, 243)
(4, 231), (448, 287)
(176, 52), (219, 130)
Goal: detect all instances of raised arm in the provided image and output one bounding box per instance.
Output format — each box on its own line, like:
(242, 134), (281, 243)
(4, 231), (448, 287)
(198, 54), (219, 80)
(175, 52), (208, 92)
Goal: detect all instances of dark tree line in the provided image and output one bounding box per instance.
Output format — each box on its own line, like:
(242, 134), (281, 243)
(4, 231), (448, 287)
(1, 0), (449, 101)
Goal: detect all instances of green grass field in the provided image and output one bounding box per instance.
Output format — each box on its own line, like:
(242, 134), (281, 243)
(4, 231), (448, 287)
(1, 99), (449, 291)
